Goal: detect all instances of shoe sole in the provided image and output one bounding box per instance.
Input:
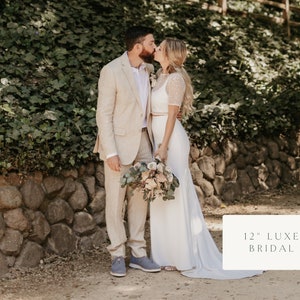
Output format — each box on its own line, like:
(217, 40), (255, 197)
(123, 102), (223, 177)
(129, 263), (161, 272)
(110, 271), (126, 277)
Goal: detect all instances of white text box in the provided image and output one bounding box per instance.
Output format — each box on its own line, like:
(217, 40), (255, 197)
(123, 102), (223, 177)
(223, 215), (300, 270)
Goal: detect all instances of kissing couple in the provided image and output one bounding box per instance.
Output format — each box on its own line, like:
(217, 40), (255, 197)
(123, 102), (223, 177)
(94, 26), (263, 280)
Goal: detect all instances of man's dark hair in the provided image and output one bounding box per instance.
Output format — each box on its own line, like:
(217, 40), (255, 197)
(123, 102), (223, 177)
(125, 26), (154, 51)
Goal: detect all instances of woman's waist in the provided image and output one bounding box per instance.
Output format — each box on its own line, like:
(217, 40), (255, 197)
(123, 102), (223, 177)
(151, 112), (168, 116)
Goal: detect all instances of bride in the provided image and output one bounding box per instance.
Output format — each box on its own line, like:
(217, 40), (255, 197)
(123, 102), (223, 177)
(150, 38), (263, 279)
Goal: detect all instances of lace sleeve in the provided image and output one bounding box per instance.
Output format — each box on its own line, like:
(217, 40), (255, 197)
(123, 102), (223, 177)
(166, 73), (186, 107)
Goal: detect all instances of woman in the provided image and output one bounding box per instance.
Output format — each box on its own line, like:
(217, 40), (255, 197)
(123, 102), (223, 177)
(150, 38), (263, 279)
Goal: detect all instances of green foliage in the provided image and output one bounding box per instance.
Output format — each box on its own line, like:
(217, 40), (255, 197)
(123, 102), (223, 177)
(1, 0), (300, 173)
(0, 0), (127, 173)
(182, 10), (300, 145)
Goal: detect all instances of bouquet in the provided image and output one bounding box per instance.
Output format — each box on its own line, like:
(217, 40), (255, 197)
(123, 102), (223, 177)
(121, 158), (180, 203)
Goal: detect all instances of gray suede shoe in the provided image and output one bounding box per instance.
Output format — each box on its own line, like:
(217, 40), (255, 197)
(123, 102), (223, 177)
(129, 255), (161, 272)
(110, 256), (126, 277)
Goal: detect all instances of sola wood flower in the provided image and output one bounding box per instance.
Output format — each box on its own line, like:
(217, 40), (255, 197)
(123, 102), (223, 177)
(150, 73), (157, 88)
(121, 158), (179, 203)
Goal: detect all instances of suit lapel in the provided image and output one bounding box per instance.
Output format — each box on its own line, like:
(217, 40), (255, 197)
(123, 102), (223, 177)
(120, 52), (141, 107)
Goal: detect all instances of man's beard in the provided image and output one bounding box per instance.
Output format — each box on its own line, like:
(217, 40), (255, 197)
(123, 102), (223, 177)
(139, 48), (154, 63)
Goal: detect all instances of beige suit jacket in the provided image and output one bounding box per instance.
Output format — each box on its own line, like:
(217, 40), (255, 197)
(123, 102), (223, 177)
(93, 52), (154, 165)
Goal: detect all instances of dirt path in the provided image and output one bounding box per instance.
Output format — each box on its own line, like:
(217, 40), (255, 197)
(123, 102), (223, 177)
(1, 186), (300, 300)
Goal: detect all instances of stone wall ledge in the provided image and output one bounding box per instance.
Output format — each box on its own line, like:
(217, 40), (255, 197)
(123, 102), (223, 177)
(0, 135), (299, 277)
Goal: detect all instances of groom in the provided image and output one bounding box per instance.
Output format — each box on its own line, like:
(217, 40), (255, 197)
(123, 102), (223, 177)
(93, 26), (161, 277)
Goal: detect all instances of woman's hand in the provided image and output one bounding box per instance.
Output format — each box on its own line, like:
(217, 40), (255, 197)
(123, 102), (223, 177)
(155, 144), (168, 162)
(154, 105), (178, 163)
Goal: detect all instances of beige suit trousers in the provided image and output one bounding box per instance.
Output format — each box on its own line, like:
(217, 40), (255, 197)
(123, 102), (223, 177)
(104, 131), (153, 258)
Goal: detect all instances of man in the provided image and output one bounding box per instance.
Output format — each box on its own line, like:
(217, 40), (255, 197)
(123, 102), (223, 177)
(93, 26), (161, 277)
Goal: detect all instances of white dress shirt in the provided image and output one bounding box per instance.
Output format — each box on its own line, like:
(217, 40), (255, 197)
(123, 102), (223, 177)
(131, 63), (149, 128)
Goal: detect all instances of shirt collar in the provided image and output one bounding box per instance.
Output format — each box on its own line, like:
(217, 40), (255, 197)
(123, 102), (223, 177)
(126, 52), (147, 71)
(131, 63), (146, 72)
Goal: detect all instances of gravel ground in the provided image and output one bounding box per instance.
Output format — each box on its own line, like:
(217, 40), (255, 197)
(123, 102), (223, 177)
(1, 185), (299, 300)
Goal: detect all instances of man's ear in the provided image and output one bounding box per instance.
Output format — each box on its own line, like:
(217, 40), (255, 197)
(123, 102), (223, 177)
(133, 43), (142, 53)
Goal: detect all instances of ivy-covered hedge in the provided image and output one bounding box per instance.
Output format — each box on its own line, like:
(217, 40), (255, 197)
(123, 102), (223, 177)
(1, 0), (299, 174)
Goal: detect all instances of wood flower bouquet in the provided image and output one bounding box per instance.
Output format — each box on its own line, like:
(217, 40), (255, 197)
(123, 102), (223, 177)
(121, 158), (179, 203)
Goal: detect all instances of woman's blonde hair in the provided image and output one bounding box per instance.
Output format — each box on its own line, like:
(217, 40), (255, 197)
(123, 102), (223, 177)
(160, 37), (194, 116)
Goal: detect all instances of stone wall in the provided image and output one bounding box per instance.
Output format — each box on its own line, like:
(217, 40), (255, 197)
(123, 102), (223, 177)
(190, 135), (300, 206)
(0, 163), (107, 278)
(0, 135), (299, 277)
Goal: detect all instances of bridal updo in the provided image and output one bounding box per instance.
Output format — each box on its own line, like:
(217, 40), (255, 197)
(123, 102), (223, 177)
(162, 38), (194, 116)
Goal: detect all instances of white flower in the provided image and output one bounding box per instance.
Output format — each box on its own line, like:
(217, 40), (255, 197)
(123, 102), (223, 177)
(167, 173), (174, 182)
(157, 172), (167, 183)
(150, 73), (157, 88)
(157, 162), (164, 173)
(165, 166), (172, 173)
(145, 178), (157, 189)
(147, 161), (157, 170)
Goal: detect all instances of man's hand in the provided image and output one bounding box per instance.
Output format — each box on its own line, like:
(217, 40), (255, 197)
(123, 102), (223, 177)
(107, 155), (121, 172)
(177, 110), (182, 121)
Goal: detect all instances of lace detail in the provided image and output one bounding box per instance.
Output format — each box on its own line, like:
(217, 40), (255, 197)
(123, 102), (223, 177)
(151, 73), (186, 115)
(152, 74), (169, 91)
(152, 73), (185, 107)
(166, 73), (186, 107)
